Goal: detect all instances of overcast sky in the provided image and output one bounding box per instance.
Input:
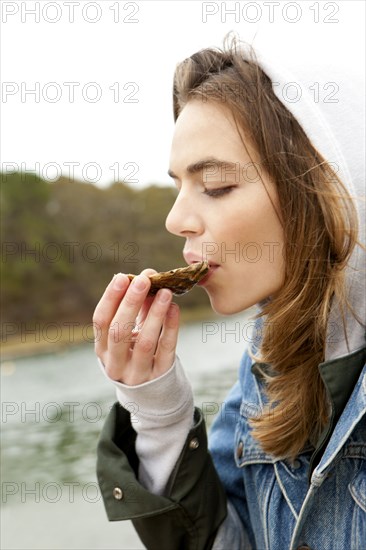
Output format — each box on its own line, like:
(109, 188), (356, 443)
(1, 0), (365, 188)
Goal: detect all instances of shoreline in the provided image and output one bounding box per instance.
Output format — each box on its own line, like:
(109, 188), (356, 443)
(1, 306), (219, 361)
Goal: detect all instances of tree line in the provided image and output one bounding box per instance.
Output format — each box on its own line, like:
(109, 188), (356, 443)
(1, 172), (210, 338)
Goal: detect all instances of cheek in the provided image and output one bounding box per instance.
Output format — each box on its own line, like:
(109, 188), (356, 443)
(219, 189), (283, 250)
(212, 206), (261, 251)
(213, 204), (284, 289)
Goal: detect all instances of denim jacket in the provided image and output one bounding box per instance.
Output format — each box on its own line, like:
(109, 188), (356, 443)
(97, 344), (366, 550)
(209, 347), (366, 550)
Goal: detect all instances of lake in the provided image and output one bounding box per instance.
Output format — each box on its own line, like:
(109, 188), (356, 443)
(1, 310), (254, 549)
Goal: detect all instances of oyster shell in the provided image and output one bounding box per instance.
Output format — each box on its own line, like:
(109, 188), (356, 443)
(127, 261), (209, 296)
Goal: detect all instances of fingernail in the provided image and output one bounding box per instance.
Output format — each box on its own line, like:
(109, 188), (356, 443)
(132, 276), (147, 292)
(167, 303), (178, 317)
(113, 273), (127, 291)
(158, 289), (171, 303)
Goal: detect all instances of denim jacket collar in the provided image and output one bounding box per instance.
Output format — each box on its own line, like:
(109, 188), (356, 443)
(311, 360), (366, 484)
(247, 314), (366, 479)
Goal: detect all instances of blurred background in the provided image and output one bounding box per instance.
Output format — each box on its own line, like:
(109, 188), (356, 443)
(1, 1), (364, 548)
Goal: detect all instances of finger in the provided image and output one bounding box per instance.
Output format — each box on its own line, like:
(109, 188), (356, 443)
(140, 268), (158, 277)
(153, 303), (180, 376)
(128, 288), (173, 381)
(133, 269), (157, 328)
(135, 295), (155, 327)
(93, 273), (130, 354)
(106, 274), (152, 377)
(128, 289), (156, 353)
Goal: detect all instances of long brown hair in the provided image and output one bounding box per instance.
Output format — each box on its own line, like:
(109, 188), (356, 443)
(173, 33), (358, 459)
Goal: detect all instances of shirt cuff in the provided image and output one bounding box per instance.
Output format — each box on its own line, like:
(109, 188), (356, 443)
(97, 355), (194, 429)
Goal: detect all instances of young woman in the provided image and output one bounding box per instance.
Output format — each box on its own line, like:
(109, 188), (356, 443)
(94, 35), (365, 549)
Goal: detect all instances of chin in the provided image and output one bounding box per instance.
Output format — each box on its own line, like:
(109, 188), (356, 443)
(206, 291), (253, 316)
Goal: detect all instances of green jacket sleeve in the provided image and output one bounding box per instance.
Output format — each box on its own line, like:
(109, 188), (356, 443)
(96, 402), (228, 550)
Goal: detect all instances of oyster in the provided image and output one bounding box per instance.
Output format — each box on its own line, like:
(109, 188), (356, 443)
(127, 261), (209, 296)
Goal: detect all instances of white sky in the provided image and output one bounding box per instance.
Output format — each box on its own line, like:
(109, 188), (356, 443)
(1, 0), (365, 188)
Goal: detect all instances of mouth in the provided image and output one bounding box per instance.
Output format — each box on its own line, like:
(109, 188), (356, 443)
(196, 263), (219, 286)
(183, 251), (220, 286)
(186, 260), (220, 286)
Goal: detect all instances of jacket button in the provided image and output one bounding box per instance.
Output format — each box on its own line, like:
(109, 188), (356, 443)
(236, 441), (244, 459)
(292, 459), (301, 469)
(189, 437), (199, 450)
(296, 546), (312, 550)
(112, 487), (123, 500)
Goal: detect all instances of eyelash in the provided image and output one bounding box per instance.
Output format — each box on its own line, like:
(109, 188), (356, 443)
(203, 186), (237, 198)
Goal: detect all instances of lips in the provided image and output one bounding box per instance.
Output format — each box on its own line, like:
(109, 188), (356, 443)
(183, 251), (220, 285)
(183, 251), (220, 268)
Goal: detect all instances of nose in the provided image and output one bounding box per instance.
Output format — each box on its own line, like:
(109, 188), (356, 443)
(165, 189), (203, 237)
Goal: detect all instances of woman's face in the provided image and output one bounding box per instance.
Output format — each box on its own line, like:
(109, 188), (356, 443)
(166, 100), (285, 315)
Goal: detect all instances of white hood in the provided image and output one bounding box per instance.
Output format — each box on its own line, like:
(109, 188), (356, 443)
(255, 50), (365, 361)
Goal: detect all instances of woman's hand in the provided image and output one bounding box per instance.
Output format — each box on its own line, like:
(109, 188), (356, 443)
(93, 269), (180, 386)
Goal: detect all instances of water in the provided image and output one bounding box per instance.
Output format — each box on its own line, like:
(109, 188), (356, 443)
(1, 311), (254, 549)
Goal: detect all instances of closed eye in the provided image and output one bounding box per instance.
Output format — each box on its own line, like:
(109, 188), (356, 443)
(203, 186), (237, 198)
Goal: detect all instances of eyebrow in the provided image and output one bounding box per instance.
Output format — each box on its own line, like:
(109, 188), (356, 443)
(167, 157), (239, 180)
